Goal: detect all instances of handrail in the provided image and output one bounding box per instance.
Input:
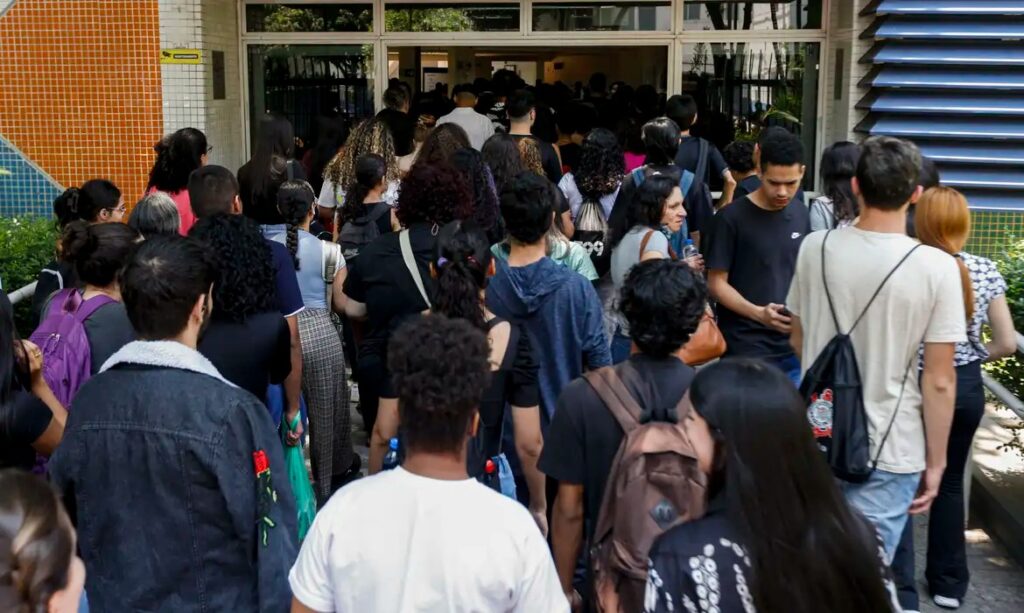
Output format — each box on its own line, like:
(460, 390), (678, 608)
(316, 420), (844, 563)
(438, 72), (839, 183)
(7, 281), (36, 306)
(981, 331), (1024, 421)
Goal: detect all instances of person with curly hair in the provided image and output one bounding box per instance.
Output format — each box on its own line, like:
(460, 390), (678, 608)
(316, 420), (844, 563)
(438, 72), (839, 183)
(145, 127), (208, 234)
(450, 148), (503, 244)
(413, 122), (471, 168)
(0, 469), (85, 613)
(289, 315), (566, 613)
(558, 127), (624, 222)
(482, 132), (526, 196)
(540, 259), (706, 610)
(192, 214), (293, 412)
(320, 118), (401, 216)
(269, 180), (356, 503)
(343, 162), (473, 468)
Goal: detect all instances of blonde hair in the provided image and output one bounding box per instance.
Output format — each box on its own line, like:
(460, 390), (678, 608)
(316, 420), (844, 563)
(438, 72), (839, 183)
(914, 186), (974, 320)
(517, 137), (544, 177)
(324, 118), (400, 189)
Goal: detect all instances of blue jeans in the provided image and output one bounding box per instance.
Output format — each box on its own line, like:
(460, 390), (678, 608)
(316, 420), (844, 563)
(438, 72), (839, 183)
(839, 469), (921, 562)
(611, 330), (632, 365)
(764, 353), (802, 386)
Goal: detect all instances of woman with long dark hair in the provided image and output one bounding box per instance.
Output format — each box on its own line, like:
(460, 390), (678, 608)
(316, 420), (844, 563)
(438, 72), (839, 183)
(450, 148), (503, 243)
(645, 359), (900, 613)
(558, 127), (624, 222)
(146, 127), (208, 234)
(32, 179), (125, 324)
(273, 180), (354, 503)
(344, 162), (473, 471)
(810, 141), (860, 231)
(0, 469), (85, 612)
(238, 114), (305, 225)
(1, 292), (65, 471)
(482, 132), (526, 196)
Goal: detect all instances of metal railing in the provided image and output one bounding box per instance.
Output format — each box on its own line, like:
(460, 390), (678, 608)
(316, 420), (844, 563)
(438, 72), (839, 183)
(980, 332), (1024, 420)
(7, 281), (36, 306)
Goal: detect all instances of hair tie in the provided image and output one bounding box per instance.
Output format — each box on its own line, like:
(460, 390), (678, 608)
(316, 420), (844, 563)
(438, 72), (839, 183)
(436, 256), (449, 268)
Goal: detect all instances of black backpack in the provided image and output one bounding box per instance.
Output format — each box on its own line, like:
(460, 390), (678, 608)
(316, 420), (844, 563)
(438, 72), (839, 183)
(799, 230), (921, 483)
(338, 204), (390, 261)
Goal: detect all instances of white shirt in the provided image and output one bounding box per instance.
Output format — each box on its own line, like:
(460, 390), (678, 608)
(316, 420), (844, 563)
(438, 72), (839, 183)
(558, 173), (620, 221)
(787, 228), (967, 473)
(318, 178), (400, 210)
(437, 107), (496, 151)
(289, 467), (569, 613)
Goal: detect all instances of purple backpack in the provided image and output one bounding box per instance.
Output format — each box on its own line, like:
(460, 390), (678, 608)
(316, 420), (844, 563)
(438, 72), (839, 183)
(29, 288), (114, 407)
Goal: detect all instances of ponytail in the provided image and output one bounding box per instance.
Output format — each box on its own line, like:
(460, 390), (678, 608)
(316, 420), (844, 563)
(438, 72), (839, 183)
(432, 221), (492, 332)
(53, 180), (121, 227)
(277, 180), (317, 271)
(954, 256), (975, 321)
(915, 186), (975, 320)
(339, 154), (387, 226)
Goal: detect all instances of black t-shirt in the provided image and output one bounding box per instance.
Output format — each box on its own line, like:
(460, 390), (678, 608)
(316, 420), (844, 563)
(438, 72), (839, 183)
(674, 136), (728, 188)
(342, 224), (437, 358)
(199, 310), (292, 405)
(32, 261), (75, 326)
(84, 302), (134, 374)
(511, 134), (563, 185)
(706, 196), (810, 358)
(0, 388), (52, 470)
(539, 355), (695, 541)
(376, 108), (416, 157)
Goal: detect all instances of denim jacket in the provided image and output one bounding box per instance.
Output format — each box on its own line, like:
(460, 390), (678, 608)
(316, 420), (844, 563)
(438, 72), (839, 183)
(50, 341), (297, 612)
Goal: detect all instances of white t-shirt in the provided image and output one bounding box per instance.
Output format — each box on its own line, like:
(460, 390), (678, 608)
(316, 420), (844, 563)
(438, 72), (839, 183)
(787, 228), (967, 473)
(437, 107), (496, 151)
(289, 467), (568, 613)
(318, 178), (400, 210)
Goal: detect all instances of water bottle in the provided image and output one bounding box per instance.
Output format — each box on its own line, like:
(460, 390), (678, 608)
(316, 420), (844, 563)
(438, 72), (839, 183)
(682, 239), (699, 260)
(382, 437), (400, 471)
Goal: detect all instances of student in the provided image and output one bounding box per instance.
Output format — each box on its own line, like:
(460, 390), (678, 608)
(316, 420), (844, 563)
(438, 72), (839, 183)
(50, 236), (298, 611)
(397, 114), (435, 174)
(376, 84), (416, 157)
(451, 148), (503, 244)
(905, 156), (941, 239)
(289, 315), (566, 612)
(507, 89), (563, 185)
(558, 127), (624, 223)
(40, 222), (138, 374)
(145, 127), (208, 234)
(191, 215), (292, 411)
(542, 259), (706, 608)
(413, 122), (471, 168)
(482, 131), (526, 196)
(644, 359), (900, 613)
(31, 180), (125, 324)
(731, 126), (805, 204)
(787, 136), (966, 560)
(189, 164), (305, 439)
(238, 114), (306, 225)
(129, 191), (181, 239)
(666, 94), (736, 208)
(272, 180), (355, 503)
(437, 84), (495, 151)
(707, 129), (810, 383)
(723, 140), (756, 193)
(810, 141), (861, 231)
(0, 470), (86, 613)
(487, 172), (610, 428)
(345, 163), (473, 469)
(894, 187), (1017, 611)
(0, 292), (65, 470)
(320, 118), (401, 212)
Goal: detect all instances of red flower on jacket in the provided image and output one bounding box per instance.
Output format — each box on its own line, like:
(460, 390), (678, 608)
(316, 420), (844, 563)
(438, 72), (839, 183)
(253, 450), (270, 476)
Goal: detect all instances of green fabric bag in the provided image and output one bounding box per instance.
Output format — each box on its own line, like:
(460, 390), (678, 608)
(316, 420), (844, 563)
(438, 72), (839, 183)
(281, 414), (317, 541)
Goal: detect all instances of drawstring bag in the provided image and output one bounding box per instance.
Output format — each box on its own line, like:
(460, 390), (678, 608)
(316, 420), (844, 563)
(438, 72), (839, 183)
(281, 411), (317, 541)
(572, 198), (611, 276)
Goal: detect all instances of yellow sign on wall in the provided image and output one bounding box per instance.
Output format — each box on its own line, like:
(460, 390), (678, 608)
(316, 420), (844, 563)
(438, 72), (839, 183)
(160, 49), (202, 65)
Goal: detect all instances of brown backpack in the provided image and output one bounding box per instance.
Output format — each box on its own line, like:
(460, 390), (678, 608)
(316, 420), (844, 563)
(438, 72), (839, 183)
(585, 364), (707, 612)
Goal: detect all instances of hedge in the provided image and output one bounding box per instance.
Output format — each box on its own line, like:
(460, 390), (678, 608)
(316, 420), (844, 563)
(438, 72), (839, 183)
(0, 216), (57, 336)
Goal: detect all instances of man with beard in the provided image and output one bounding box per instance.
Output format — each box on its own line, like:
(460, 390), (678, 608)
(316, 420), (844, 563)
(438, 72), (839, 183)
(50, 235), (298, 611)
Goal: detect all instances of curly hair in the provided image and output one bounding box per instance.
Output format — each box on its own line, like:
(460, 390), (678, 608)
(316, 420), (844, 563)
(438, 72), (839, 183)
(575, 127), (624, 200)
(188, 214), (277, 322)
(276, 180), (317, 270)
(481, 133), (526, 196)
(450, 148), (501, 238)
(324, 118), (399, 189)
(147, 127), (207, 193)
(620, 259), (706, 358)
(414, 123), (470, 167)
(395, 162), (474, 228)
(0, 469), (76, 613)
(387, 314), (491, 454)
(432, 221), (492, 332)
(517, 137), (544, 177)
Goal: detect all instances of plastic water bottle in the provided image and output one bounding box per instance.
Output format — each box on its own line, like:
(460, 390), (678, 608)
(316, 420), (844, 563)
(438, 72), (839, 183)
(382, 437), (400, 470)
(682, 239), (699, 260)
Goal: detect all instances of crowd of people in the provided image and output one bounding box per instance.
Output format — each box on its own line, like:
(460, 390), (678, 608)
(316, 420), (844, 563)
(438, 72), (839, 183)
(0, 71), (1016, 613)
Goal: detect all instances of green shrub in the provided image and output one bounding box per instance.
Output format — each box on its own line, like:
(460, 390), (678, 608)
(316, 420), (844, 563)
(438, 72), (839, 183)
(0, 216), (57, 336)
(986, 237), (1024, 455)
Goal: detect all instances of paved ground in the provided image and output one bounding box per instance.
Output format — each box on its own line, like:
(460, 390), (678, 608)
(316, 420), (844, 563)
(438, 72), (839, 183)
(346, 389), (1024, 611)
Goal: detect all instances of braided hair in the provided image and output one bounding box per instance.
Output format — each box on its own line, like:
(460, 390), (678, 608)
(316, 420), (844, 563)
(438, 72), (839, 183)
(324, 118), (399, 190)
(432, 221), (492, 332)
(277, 180), (317, 271)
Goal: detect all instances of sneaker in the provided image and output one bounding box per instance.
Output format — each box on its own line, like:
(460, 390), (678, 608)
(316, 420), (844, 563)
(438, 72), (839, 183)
(933, 595), (961, 609)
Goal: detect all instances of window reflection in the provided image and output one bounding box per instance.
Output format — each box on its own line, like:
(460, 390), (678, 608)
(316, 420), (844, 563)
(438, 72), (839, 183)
(683, 1), (822, 31)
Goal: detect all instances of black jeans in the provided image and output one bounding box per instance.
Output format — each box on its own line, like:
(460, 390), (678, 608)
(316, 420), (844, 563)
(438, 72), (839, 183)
(892, 361), (986, 607)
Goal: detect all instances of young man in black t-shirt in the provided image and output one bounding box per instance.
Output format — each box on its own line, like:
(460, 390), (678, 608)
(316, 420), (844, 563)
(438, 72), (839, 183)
(540, 259), (707, 608)
(707, 129), (809, 383)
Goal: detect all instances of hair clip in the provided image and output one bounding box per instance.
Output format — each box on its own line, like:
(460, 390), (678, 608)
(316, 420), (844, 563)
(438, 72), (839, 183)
(466, 255), (478, 267)
(437, 257), (449, 268)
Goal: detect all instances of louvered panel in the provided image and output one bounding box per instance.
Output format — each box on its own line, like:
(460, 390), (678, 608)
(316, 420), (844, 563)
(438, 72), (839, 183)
(857, 3), (1024, 210)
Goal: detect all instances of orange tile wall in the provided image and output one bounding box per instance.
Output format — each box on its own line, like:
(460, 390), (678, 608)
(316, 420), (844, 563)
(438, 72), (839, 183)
(0, 0), (163, 205)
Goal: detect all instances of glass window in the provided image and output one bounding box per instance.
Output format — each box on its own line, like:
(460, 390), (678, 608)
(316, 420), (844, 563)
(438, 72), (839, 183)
(683, 1), (823, 31)
(384, 3), (520, 32)
(245, 4), (373, 32)
(680, 42), (821, 185)
(533, 2), (672, 32)
(247, 45), (375, 152)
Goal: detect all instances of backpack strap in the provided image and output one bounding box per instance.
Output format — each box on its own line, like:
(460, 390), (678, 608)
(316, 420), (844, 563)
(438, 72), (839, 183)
(639, 229), (678, 261)
(400, 229), (431, 309)
(584, 365), (644, 435)
(631, 167), (645, 187)
(678, 169), (696, 201)
(694, 138), (709, 186)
